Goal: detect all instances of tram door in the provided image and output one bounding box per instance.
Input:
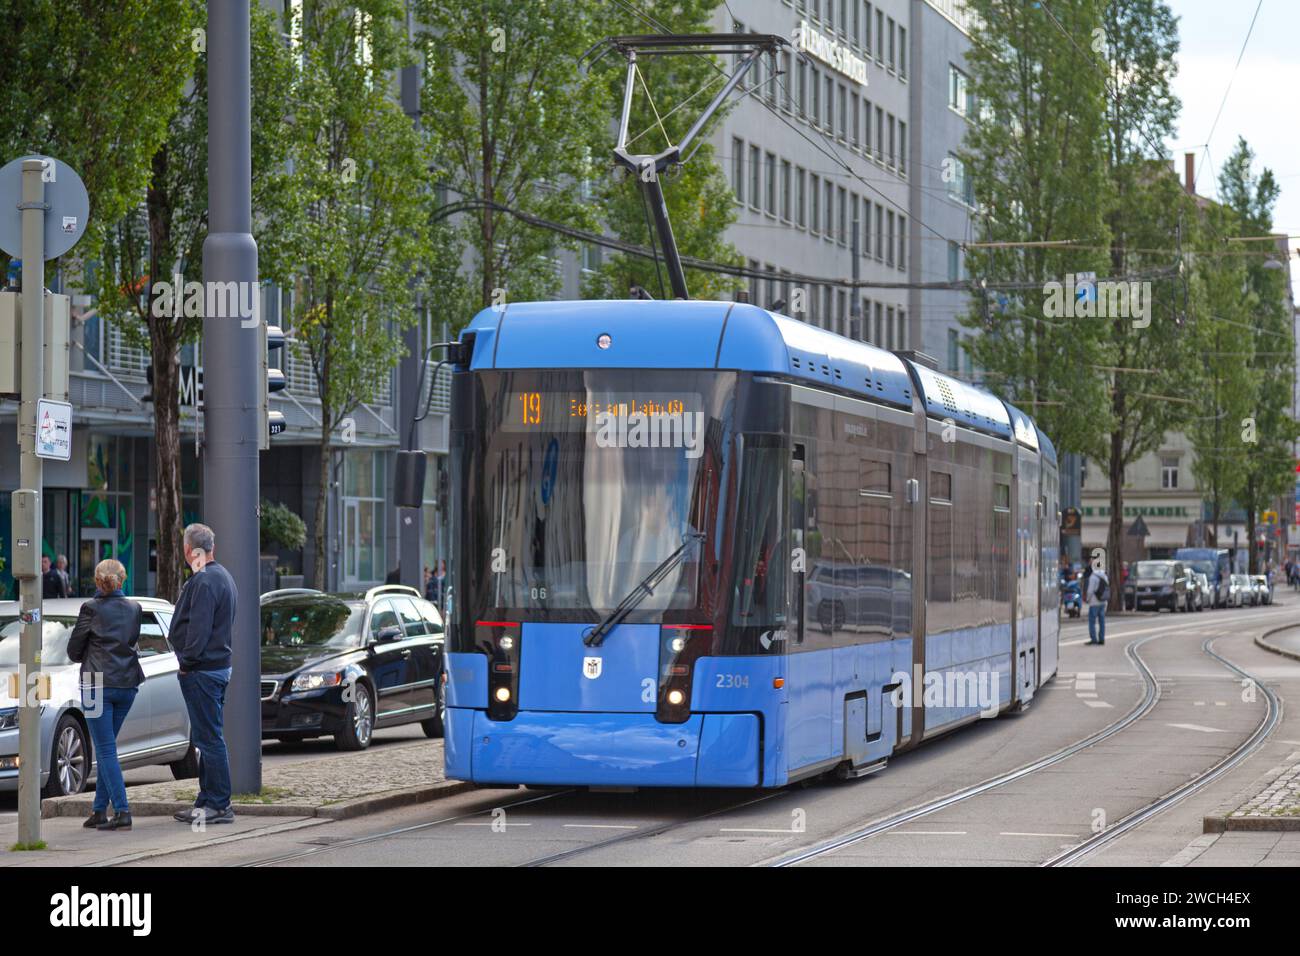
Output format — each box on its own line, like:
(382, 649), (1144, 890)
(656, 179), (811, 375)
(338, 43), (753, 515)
(1016, 448), (1040, 705)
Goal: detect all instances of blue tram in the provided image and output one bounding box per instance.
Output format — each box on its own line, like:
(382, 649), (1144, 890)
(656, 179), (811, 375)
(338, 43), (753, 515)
(442, 299), (1060, 788)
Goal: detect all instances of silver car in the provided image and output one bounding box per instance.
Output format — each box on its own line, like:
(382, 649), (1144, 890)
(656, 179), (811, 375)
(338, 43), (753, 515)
(0, 597), (197, 797)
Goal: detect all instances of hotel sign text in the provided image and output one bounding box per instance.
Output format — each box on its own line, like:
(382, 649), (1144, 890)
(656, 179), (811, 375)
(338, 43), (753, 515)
(795, 19), (868, 87)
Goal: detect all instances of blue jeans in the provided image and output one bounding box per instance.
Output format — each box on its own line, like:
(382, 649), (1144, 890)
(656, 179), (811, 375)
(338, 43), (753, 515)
(84, 685), (138, 814)
(179, 669), (232, 810)
(1088, 604), (1106, 643)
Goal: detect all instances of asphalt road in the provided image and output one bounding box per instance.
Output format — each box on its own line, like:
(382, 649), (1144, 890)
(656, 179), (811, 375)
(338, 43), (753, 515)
(116, 600), (1300, 867)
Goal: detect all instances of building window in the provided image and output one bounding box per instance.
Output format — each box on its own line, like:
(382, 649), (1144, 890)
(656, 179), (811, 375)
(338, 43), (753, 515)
(342, 450), (388, 588)
(852, 91), (860, 147)
(837, 290), (847, 334)
(885, 210), (895, 266)
(876, 9), (883, 62)
(838, 187), (847, 245)
(748, 144), (761, 210)
(1161, 456), (1179, 489)
(947, 328), (959, 372)
(782, 51), (793, 111)
(899, 120), (907, 175)
(796, 167), (807, 227)
(862, 200), (872, 256)
(897, 215), (906, 271)
(863, 98), (872, 154)
(824, 180), (835, 242)
(766, 151), (777, 215)
(899, 26), (906, 78)
(887, 17), (895, 70)
(875, 106), (884, 161)
(581, 244), (602, 273)
(897, 309), (906, 349)
(824, 74), (834, 129)
(823, 286), (834, 329)
(875, 203), (883, 260)
(948, 241), (960, 282)
(838, 82), (848, 139)
(864, 3), (872, 55)
(811, 65), (820, 123)
(947, 152), (974, 205)
(874, 301), (883, 343)
(781, 160), (792, 221)
(888, 114), (895, 167)
(949, 65), (971, 116)
(810, 174), (820, 233)
(731, 137), (744, 203)
(797, 58), (807, 116)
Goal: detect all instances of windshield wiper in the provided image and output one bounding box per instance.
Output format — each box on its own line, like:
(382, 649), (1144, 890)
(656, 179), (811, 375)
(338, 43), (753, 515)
(584, 532), (705, 648)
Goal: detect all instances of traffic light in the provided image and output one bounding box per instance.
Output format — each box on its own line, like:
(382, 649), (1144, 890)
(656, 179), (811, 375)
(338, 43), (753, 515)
(260, 321), (287, 449)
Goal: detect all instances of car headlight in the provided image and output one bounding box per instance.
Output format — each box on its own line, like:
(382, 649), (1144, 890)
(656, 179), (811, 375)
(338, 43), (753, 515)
(291, 670), (345, 693)
(0, 708), (16, 731)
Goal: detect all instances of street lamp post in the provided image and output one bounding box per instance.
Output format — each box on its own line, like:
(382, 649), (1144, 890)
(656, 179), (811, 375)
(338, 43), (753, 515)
(203, 0), (261, 795)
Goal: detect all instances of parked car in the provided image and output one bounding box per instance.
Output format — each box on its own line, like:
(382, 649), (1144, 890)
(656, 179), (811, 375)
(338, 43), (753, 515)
(0, 597), (196, 797)
(1188, 570), (1209, 612)
(1183, 559), (1229, 608)
(259, 585), (445, 750)
(1229, 574), (1253, 607)
(1252, 575), (1273, 605)
(1129, 560), (1189, 612)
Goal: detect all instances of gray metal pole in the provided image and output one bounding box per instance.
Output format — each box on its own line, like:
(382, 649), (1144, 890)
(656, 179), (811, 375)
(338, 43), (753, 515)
(16, 159), (45, 844)
(204, 0), (260, 795)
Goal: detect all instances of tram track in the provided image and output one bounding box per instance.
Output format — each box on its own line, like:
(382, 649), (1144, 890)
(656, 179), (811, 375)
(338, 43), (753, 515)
(1042, 632), (1282, 866)
(238, 610), (1288, 869)
(768, 610), (1290, 867)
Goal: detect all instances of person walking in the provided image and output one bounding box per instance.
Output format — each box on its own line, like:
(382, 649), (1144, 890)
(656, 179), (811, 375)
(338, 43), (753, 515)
(430, 558), (447, 608)
(56, 554), (73, 597)
(1085, 563), (1109, 646)
(41, 555), (68, 599)
(169, 523), (238, 825)
(66, 559), (144, 831)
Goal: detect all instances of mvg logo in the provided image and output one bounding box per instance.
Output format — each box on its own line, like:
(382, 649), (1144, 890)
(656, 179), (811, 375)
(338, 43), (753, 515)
(49, 886), (151, 936)
(592, 409), (705, 459)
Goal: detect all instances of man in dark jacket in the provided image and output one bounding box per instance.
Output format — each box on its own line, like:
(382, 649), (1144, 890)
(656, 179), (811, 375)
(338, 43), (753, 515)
(169, 523), (238, 825)
(41, 555), (69, 598)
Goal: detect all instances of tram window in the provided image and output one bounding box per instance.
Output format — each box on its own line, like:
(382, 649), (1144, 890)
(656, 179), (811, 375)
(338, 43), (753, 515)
(860, 459), (889, 494)
(930, 471), (951, 502)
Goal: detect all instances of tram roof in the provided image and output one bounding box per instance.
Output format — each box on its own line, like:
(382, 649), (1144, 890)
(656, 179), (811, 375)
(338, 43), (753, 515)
(461, 300), (1040, 443)
(463, 299), (916, 410)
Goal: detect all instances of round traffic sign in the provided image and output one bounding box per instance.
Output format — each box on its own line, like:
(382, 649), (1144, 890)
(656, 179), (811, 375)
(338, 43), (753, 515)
(0, 155), (90, 260)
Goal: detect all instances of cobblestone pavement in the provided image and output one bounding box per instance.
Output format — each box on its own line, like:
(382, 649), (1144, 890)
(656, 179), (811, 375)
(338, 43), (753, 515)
(45, 737), (447, 816)
(1230, 752), (1300, 820)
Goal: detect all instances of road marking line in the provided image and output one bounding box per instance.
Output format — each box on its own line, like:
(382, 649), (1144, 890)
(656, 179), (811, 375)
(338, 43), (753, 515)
(454, 822), (533, 826)
(1000, 832), (1078, 838)
(1214, 701), (1227, 706)
(719, 827), (798, 833)
(563, 824), (637, 830)
(1166, 723), (1227, 734)
(1083, 700), (1113, 708)
(885, 830), (967, 835)
(1076, 692), (1098, 698)
(1194, 701), (1205, 706)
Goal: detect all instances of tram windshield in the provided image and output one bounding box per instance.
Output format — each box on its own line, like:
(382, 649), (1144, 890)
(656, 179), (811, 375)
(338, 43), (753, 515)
(463, 369), (737, 622)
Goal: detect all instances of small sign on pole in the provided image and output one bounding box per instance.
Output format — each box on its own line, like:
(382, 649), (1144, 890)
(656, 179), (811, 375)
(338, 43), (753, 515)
(35, 398), (72, 460)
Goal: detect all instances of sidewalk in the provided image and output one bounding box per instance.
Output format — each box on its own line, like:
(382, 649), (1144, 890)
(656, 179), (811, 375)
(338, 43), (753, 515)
(3, 737), (472, 866)
(1256, 625), (1300, 662)
(1204, 750), (1300, 833)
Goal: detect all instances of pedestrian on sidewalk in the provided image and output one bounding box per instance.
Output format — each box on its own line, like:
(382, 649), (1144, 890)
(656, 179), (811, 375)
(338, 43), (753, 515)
(1084, 564), (1109, 645)
(169, 523), (238, 826)
(67, 559), (144, 831)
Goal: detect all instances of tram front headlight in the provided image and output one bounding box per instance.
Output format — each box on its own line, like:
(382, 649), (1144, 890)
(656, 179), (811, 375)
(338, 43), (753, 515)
(657, 624), (712, 723)
(477, 620), (521, 721)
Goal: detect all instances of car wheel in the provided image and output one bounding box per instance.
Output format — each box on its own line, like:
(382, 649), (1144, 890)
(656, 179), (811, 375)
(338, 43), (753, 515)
(43, 714), (90, 798)
(169, 743), (201, 780)
(335, 681), (374, 751)
(421, 687), (445, 739)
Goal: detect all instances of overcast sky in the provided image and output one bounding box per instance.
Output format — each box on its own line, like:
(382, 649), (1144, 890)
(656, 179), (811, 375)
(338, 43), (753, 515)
(1164, 0), (1297, 293)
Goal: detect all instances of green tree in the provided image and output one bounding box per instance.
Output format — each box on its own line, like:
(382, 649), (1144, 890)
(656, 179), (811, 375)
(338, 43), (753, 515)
(582, 0), (741, 301)
(92, 3), (296, 601)
(284, 0), (437, 589)
(1092, 0), (1198, 603)
(1187, 200), (1253, 550)
(1214, 137), (1295, 572)
(958, 0), (1113, 455)
(0, 0), (198, 278)
(415, 0), (610, 313)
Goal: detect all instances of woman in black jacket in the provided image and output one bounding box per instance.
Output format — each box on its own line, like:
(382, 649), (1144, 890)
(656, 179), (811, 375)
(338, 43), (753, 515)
(67, 559), (145, 831)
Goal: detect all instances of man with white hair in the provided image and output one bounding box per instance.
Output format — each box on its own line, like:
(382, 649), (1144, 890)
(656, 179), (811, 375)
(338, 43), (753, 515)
(168, 522), (238, 824)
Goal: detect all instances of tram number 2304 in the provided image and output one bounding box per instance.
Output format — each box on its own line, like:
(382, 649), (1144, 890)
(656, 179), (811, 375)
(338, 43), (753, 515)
(715, 673), (750, 689)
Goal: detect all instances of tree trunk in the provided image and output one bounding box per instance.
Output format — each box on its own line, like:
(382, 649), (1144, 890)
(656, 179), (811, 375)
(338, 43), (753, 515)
(1106, 427), (1124, 612)
(1246, 501), (1257, 574)
(313, 407), (331, 591)
(151, 327), (184, 601)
